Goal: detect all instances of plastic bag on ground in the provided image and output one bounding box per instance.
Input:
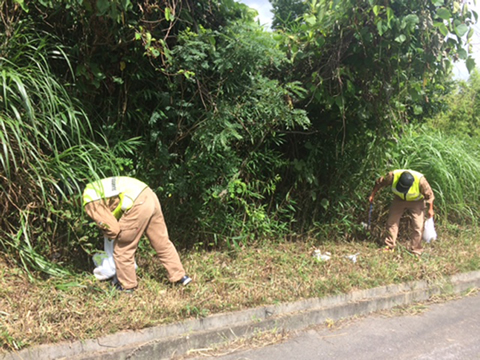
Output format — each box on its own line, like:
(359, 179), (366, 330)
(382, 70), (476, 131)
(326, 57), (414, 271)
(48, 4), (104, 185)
(92, 237), (116, 280)
(423, 217), (437, 243)
(345, 253), (360, 263)
(312, 249), (331, 261)
(92, 238), (140, 281)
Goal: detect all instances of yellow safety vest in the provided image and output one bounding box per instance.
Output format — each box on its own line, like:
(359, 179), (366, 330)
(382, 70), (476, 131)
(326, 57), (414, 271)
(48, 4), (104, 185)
(392, 169), (424, 201)
(83, 177), (148, 219)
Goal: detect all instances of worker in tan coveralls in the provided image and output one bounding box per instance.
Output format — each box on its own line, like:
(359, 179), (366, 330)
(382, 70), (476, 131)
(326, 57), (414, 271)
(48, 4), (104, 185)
(368, 169), (435, 255)
(83, 176), (191, 291)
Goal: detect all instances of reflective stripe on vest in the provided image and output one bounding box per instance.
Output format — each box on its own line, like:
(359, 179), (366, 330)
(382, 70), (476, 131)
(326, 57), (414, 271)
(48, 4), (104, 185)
(82, 177), (148, 212)
(392, 169), (424, 201)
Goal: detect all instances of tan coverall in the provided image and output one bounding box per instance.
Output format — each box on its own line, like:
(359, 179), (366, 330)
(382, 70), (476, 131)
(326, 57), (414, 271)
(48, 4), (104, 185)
(84, 179), (186, 289)
(371, 171), (435, 254)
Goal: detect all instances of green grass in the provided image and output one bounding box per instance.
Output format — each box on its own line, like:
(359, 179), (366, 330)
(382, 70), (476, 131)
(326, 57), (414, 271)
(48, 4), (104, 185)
(1, 222), (480, 353)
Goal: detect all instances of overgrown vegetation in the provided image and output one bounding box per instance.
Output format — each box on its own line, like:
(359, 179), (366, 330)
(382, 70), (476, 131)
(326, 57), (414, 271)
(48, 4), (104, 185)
(0, 26), (140, 276)
(428, 69), (480, 138)
(1, 0), (480, 353)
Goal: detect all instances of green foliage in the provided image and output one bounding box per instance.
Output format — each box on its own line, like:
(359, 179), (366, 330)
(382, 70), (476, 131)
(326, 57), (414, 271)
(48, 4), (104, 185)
(2, 0), (480, 282)
(390, 126), (480, 223)
(428, 69), (480, 138)
(148, 22), (311, 246)
(255, 0), (478, 237)
(0, 25), (139, 276)
(270, 0), (308, 30)
(278, 0), (476, 130)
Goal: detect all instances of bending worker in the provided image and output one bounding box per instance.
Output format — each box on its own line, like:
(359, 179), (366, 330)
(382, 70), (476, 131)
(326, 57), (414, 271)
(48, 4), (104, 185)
(368, 169), (434, 255)
(83, 176), (191, 291)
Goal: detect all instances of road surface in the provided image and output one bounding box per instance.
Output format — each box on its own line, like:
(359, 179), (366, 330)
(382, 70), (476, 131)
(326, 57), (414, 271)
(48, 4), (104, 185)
(190, 292), (480, 360)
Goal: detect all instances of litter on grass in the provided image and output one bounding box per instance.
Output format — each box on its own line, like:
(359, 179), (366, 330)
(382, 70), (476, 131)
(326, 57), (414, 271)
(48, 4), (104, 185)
(345, 253), (360, 263)
(92, 237), (138, 280)
(312, 249), (331, 262)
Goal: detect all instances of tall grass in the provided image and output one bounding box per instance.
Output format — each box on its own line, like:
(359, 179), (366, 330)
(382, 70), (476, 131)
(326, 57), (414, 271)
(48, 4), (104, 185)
(390, 126), (480, 223)
(0, 31), (139, 276)
(312, 125), (480, 243)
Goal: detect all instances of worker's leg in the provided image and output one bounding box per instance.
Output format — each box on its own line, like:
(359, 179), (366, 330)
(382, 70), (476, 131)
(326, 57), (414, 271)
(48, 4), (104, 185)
(385, 197), (406, 249)
(114, 190), (154, 289)
(408, 200), (425, 255)
(143, 188), (186, 283)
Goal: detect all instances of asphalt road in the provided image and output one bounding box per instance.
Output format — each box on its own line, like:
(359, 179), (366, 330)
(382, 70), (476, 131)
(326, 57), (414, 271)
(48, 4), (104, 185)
(193, 292), (480, 360)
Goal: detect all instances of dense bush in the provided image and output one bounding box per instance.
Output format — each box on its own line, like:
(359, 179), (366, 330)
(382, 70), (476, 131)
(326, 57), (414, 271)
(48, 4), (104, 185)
(0, 0), (479, 275)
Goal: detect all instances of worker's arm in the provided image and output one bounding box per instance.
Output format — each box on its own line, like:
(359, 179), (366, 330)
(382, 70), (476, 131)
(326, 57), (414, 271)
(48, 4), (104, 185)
(369, 184), (381, 203)
(369, 172), (393, 203)
(420, 177), (435, 219)
(427, 201), (434, 219)
(84, 200), (121, 239)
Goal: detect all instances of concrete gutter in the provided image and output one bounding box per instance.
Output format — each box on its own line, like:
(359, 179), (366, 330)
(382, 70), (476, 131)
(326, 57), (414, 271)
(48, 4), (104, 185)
(3, 271), (480, 360)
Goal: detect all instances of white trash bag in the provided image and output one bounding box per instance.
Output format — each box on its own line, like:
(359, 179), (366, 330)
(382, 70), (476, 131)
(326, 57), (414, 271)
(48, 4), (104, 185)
(312, 249), (331, 262)
(422, 217), (437, 243)
(345, 253), (360, 263)
(92, 237), (139, 281)
(92, 237), (117, 280)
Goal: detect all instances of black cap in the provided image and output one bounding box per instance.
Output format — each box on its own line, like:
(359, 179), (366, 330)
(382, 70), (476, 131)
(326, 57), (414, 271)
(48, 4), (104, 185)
(396, 171), (414, 193)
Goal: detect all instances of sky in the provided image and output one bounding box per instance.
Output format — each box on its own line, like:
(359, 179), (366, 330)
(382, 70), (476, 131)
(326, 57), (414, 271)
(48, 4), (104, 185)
(239, 0), (479, 80)
(239, 0), (273, 28)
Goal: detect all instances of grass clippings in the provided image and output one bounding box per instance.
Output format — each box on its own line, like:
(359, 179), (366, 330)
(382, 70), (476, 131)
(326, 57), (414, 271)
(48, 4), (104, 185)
(176, 328), (289, 359)
(1, 223), (480, 353)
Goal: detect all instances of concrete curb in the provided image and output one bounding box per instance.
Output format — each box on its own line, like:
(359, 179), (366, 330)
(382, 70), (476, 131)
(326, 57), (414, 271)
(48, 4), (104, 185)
(3, 270), (480, 360)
